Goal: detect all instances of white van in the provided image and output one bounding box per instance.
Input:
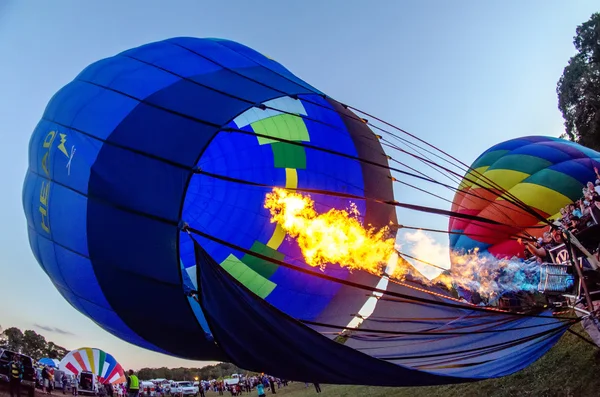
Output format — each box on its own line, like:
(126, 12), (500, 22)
(77, 371), (97, 396)
(140, 381), (156, 397)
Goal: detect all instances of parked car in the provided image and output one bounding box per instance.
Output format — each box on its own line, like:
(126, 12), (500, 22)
(223, 378), (239, 387)
(171, 381), (198, 397)
(0, 348), (36, 397)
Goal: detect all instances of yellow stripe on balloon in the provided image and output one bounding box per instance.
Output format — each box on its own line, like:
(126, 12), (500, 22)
(532, 209), (564, 233)
(266, 168), (298, 250)
(266, 224), (286, 250)
(478, 169), (529, 191)
(549, 210), (562, 221)
(458, 166), (489, 190)
(506, 183), (573, 216)
(85, 348), (95, 375)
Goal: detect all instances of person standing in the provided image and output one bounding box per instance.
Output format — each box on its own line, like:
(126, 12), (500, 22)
(126, 370), (140, 397)
(42, 366), (50, 394)
(255, 382), (265, 397)
(71, 375), (78, 396)
(268, 378), (275, 395)
(62, 373), (68, 394)
(49, 367), (55, 393)
(8, 354), (24, 397)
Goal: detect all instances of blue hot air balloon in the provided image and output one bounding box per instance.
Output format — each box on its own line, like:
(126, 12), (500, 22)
(23, 37), (396, 360)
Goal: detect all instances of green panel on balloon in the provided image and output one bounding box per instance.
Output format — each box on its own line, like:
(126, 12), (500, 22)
(487, 154), (552, 175)
(524, 169), (585, 202)
(271, 142), (307, 169)
(98, 350), (106, 378)
(242, 241), (283, 279)
(220, 254), (276, 298)
(471, 150), (510, 169)
(251, 113), (310, 145)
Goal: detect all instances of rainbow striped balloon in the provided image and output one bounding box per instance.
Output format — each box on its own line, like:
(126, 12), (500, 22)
(449, 136), (600, 259)
(59, 347), (126, 384)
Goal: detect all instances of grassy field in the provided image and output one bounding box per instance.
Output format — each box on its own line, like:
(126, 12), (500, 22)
(243, 325), (600, 397)
(2, 327), (598, 397)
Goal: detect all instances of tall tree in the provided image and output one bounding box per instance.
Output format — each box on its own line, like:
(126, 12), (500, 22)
(1, 326), (71, 361)
(557, 12), (600, 150)
(2, 327), (25, 352)
(22, 330), (48, 359)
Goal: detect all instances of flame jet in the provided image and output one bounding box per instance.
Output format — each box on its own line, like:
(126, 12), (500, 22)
(264, 188), (395, 272)
(265, 187), (543, 301)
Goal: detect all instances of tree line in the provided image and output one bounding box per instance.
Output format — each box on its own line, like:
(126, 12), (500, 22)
(136, 362), (257, 381)
(0, 326), (69, 361)
(0, 325), (253, 381)
(557, 12), (600, 150)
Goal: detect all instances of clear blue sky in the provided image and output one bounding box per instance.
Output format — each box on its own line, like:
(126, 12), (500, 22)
(0, 0), (597, 370)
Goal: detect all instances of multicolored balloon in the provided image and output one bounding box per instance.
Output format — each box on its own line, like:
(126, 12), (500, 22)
(449, 136), (600, 258)
(59, 348), (125, 384)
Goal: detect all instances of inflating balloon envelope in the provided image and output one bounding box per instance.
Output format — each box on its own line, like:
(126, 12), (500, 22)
(23, 37), (593, 386)
(60, 347), (126, 385)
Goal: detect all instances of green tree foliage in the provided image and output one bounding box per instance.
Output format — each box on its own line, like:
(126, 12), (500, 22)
(0, 326), (69, 361)
(1, 325), (246, 380)
(46, 341), (69, 360)
(137, 362), (256, 381)
(22, 330), (48, 359)
(2, 327), (25, 352)
(557, 13), (600, 150)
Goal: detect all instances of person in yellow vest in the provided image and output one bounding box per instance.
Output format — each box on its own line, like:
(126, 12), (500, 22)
(126, 370), (139, 397)
(8, 354), (24, 397)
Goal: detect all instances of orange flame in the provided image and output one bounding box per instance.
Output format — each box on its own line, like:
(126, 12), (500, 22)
(264, 188), (396, 274)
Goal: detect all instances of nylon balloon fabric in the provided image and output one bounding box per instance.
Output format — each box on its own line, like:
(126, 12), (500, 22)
(24, 38), (572, 385)
(449, 136), (600, 259)
(190, 235), (570, 384)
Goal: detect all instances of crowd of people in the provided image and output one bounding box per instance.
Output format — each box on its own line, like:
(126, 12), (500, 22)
(38, 365), (70, 395)
(119, 370), (304, 397)
(521, 167), (600, 264)
(205, 376), (288, 396)
(3, 356), (319, 397)
(121, 371), (321, 397)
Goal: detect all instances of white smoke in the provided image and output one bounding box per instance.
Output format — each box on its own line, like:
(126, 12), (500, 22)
(399, 230), (451, 280)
